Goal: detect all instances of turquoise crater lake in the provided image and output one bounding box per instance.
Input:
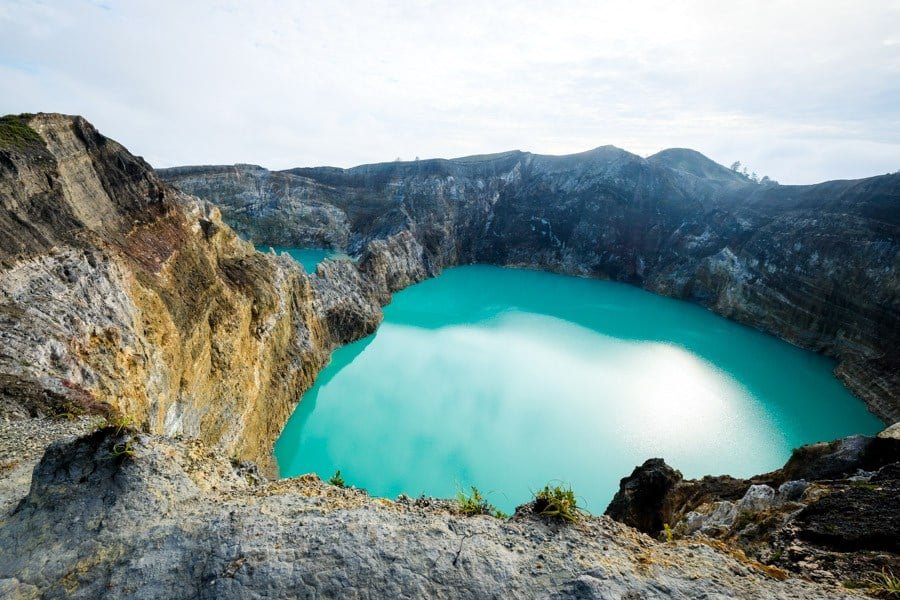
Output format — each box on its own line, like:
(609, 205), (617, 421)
(275, 264), (882, 514)
(256, 246), (350, 272)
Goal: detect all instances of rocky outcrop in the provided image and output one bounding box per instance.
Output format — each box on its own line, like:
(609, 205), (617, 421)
(0, 426), (856, 599)
(605, 427), (900, 588)
(604, 459), (684, 535)
(159, 148), (900, 422)
(154, 164), (353, 249)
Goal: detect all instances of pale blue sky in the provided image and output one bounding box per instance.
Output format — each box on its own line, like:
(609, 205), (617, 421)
(1, 0), (898, 183)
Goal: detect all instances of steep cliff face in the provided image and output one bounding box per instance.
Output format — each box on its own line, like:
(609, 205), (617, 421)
(0, 114), (345, 469)
(156, 164), (353, 249)
(160, 149), (900, 421)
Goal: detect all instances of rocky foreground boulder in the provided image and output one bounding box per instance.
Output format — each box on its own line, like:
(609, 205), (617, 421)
(0, 425), (859, 599)
(605, 429), (900, 590)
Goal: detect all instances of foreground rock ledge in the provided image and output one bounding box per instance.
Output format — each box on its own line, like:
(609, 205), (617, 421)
(605, 430), (900, 589)
(0, 429), (856, 599)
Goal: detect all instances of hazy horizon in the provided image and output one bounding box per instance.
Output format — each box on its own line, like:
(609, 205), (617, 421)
(2, 1), (898, 184)
(157, 143), (889, 185)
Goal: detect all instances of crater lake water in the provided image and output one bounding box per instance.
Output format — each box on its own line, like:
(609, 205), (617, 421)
(274, 264), (882, 514)
(256, 246), (350, 272)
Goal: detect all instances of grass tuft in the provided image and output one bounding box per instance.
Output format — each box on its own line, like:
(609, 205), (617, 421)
(663, 523), (674, 543)
(328, 469), (346, 488)
(456, 486), (506, 518)
(864, 568), (900, 598)
(109, 439), (135, 460)
(0, 114), (42, 151)
(533, 483), (585, 523)
(92, 415), (136, 435)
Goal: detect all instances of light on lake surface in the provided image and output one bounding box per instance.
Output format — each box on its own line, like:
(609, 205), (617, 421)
(275, 264), (882, 514)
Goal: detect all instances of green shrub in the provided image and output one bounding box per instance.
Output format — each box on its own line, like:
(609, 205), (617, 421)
(92, 415), (136, 435)
(328, 470), (346, 488)
(533, 484), (584, 523)
(456, 486), (497, 517)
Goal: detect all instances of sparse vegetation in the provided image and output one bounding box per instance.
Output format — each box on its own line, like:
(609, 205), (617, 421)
(0, 114), (42, 151)
(89, 416), (109, 432)
(663, 523), (674, 543)
(864, 568), (900, 598)
(848, 480), (879, 492)
(90, 414), (139, 462)
(109, 439), (135, 460)
(533, 484), (585, 523)
(328, 469), (346, 488)
(729, 159), (777, 185)
(456, 486), (494, 516)
(92, 415), (136, 435)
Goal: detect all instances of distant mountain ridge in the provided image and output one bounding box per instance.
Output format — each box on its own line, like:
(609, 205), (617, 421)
(159, 146), (900, 423)
(648, 147), (752, 183)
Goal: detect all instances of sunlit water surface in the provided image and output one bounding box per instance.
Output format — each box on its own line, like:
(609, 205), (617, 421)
(275, 264), (881, 513)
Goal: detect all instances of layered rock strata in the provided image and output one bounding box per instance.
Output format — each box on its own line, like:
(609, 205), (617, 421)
(161, 150), (900, 421)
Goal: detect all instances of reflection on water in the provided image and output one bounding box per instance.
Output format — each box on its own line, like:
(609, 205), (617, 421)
(275, 265), (882, 513)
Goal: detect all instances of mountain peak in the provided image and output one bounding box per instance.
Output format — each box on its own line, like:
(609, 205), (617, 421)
(648, 148), (747, 183)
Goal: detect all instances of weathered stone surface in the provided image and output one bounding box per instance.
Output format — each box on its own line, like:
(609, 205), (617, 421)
(0, 417), (92, 517)
(678, 501), (740, 537)
(878, 422), (900, 440)
(0, 428), (855, 599)
(780, 435), (900, 481)
(0, 114), (343, 471)
(795, 466), (900, 552)
(153, 164), (353, 249)
(605, 458), (683, 535)
(735, 485), (777, 512)
(607, 430), (900, 586)
(160, 148), (900, 422)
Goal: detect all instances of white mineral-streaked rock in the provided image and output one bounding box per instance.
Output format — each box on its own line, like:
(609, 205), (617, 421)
(878, 422), (900, 440)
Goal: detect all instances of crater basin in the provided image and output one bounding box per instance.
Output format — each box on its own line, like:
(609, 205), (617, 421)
(275, 264), (882, 514)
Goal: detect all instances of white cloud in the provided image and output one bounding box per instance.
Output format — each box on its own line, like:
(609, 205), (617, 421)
(1, 0), (898, 183)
